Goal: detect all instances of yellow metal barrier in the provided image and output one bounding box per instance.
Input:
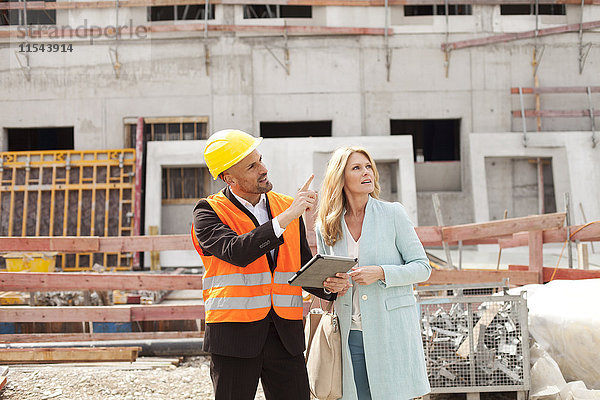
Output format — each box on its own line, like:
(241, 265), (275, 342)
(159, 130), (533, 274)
(0, 149), (136, 270)
(2, 252), (57, 272)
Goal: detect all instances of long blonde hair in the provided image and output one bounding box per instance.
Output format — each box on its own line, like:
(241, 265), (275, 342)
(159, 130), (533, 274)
(317, 147), (380, 247)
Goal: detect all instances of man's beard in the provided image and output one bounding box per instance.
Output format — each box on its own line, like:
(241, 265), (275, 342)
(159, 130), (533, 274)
(257, 178), (273, 193)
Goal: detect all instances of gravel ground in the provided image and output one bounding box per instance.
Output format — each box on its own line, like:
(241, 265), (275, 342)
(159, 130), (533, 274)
(1, 356), (265, 400)
(1, 356), (520, 400)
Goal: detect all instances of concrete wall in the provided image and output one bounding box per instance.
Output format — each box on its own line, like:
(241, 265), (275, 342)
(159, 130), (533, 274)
(470, 132), (600, 225)
(145, 136), (416, 266)
(485, 157), (556, 220)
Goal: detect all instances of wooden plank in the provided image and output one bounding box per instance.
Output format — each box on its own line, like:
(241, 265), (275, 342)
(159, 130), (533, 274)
(130, 304), (205, 321)
(144, 117), (208, 124)
(443, 19), (600, 51)
(512, 110), (591, 118)
(529, 231), (544, 283)
(508, 264), (529, 271)
(499, 234), (528, 249)
(0, 366), (7, 391)
(0, 306), (132, 323)
(426, 269), (539, 286)
(1, 220), (593, 254)
(417, 226), (501, 246)
(500, 222), (600, 249)
(98, 235), (192, 251)
(9, 361), (171, 370)
(0, 272), (203, 291)
(158, 23), (390, 36)
(441, 212), (565, 243)
(511, 86), (600, 95)
(0, 23), (390, 39)
(0, 235), (191, 252)
(0, 0), (597, 10)
(542, 267), (600, 282)
(546, 223), (600, 242)
(9, 358), (181, 369)
(417, 228), (502, 246)
(0, 331), (203, 344)
(416, 226), (442, 246)
(0, 237), (100, 252)
(0, 347), (140, 364)
(0, 183), (142, 192)
(0, 304), (205, 323)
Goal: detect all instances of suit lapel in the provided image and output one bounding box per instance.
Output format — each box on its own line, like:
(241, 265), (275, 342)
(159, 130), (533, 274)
(265, 193), (279, 268)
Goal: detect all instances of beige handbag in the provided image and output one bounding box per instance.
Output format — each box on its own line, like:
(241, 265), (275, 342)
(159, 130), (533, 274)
(305, 298), (342, 400)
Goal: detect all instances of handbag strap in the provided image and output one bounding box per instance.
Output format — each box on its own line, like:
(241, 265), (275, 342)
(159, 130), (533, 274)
(309, 295), (334, 313)
(320, 298), (334, 313)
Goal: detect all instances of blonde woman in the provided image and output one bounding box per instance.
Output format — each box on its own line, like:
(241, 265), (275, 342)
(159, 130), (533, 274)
(317, 147), (431, 400)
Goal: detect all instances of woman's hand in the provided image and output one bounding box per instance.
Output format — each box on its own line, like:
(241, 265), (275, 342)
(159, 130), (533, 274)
(324, 273), (352, 296)
(348, 266), (385, 285)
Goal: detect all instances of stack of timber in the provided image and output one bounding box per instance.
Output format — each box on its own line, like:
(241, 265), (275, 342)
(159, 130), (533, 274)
(0, 347), (141, 364)
(0, 271), (204, 348)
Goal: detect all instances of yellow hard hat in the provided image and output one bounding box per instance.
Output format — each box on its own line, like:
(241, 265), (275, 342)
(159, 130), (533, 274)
(204, 129), (263, 179)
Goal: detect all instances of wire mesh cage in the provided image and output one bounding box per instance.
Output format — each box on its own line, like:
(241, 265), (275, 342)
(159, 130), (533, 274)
(416, 279), (530, 393)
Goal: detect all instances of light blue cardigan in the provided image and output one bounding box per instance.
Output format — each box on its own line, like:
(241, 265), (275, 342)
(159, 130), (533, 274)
(315, 197), (431, 400)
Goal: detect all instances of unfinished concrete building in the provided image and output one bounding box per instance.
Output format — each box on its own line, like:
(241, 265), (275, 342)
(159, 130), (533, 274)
(1, 0), (599, 268)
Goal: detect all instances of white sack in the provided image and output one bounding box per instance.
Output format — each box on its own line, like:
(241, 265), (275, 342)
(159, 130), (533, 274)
(509, 279), (600, 390)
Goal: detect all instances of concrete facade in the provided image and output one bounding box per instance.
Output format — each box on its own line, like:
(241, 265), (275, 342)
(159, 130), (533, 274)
(470, 131), (600, 224)
(1, 3), (599, 239)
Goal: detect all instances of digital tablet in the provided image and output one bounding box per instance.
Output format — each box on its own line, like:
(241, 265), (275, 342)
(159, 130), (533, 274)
(287, 254), (358, 288)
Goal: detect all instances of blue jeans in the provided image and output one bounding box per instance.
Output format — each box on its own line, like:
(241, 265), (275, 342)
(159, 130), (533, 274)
(348, 330), (372, 400)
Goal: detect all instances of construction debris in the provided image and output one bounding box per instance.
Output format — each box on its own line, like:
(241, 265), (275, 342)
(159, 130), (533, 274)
(35, 291), (108, 306)
(420, 293), (527, 389)
(510, 279), (600, 389)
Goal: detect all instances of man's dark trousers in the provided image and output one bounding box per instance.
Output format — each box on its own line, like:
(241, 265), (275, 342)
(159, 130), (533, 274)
(209, 322), (310, 400)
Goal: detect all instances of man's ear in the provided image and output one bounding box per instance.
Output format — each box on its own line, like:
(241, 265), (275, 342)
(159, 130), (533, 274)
(222, 172), (235, 186)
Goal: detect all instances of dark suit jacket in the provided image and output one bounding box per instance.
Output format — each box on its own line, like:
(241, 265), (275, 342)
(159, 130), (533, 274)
(193, 186), (335, 358)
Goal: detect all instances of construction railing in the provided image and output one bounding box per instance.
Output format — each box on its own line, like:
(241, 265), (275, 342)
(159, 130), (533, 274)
(0, 271), (204, 343)
(1, 211), (600, 344)
(511, 86), (598, 148)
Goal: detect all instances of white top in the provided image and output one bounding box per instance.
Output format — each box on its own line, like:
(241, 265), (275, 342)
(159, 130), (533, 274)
(231, 191), (285, 260)
(344, 218), (362, 331)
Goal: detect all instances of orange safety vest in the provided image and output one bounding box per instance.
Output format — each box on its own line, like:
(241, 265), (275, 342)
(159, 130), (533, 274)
(191, 191), (303, 323)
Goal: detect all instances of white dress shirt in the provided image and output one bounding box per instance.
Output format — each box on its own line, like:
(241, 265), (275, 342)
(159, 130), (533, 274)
(231, 191), (285, 260)
(344, 218), (362, 331)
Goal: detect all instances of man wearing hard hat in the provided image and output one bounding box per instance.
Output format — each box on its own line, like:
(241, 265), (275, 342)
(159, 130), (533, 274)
(191, 129), (336, 399)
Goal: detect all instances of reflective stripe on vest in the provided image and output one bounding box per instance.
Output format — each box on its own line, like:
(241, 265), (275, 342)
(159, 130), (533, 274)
(273, 271), (296, 285)
(192, 190), (303, 323)
(205, 295), (272, 311)
(273, 294), (303, 308)
(203, 272), (272, 290)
